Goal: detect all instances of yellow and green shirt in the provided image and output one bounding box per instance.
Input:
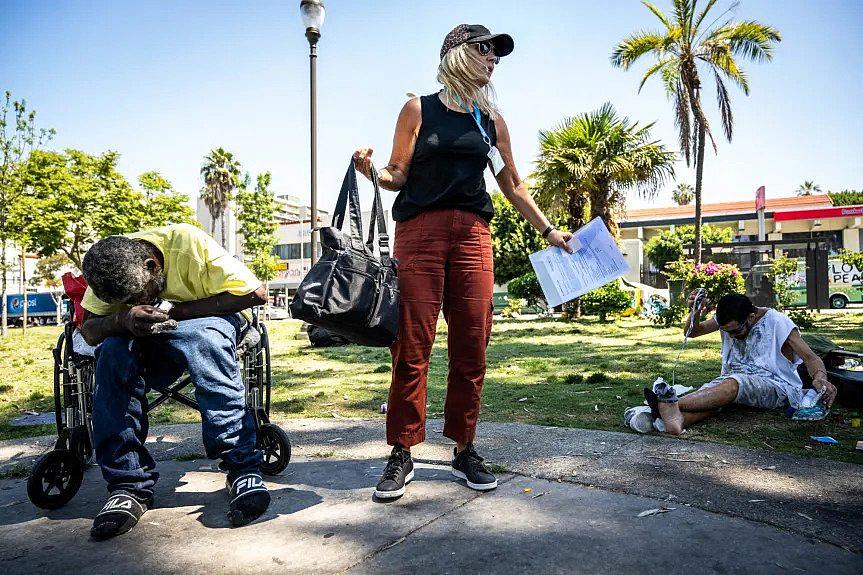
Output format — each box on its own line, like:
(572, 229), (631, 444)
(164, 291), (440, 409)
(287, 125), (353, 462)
(81, 223), (262, 316)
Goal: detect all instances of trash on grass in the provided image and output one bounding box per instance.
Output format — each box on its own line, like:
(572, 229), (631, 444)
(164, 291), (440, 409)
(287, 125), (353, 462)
(523, 487), (533, 493)
(810, 436), (839, 444)
(796, 512), (813, 521)
(637, 507), (675, 517)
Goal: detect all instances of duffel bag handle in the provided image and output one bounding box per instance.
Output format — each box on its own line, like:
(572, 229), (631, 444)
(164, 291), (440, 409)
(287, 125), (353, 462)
(366, 165), (391, 263)
(330, 159), (365, 242)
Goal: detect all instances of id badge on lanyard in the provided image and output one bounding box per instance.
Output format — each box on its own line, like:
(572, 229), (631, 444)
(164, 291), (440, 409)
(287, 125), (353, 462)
(470, 104), (505, 176)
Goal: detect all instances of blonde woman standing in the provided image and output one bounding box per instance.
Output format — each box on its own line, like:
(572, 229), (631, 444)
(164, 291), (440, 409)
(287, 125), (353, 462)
(354, 24), (572, 499)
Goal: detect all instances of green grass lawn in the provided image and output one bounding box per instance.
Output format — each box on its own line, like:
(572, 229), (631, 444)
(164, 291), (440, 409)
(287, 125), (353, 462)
(2, 313), (861, 463)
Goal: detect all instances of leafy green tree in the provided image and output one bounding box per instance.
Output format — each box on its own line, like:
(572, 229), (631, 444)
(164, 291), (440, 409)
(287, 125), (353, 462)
(828, 189), (863, 206)
(612, 0), (781, 262)
(533, 103), (675, 238)
(795, 180), (821, 196)
(644, 223), (732, 271)
(236, 171), (278, 283)
(489, 192), (548, 284)
(672, 182), (694, 206)
(0, 91), (54, 335)
(21, 149), (143, 268)
(200, 148), (241, 249)
(137, 171), (196, 228)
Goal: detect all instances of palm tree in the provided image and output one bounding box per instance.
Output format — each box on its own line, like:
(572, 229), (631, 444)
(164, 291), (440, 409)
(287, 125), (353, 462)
(200, 148), (241, 249)
(672, 182), (694, 205)
(611, 0), (781, 262)
(796, 180), (821, 196)
(532, 103), (675, 238)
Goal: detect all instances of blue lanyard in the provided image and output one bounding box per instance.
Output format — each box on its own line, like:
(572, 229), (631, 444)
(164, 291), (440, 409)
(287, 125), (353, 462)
(450, 92), (491, 146)
(469, 104), (491, 145)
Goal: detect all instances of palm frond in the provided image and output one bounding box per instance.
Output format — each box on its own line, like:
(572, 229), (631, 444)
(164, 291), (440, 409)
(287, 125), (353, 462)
(610, 32), (668, 69)
(699, 45), (750, 93)
(714, 70), (734, 141)
(638, 58), (674, 93)
(704, 20), (781, 63)
(642, 1), (673, 29)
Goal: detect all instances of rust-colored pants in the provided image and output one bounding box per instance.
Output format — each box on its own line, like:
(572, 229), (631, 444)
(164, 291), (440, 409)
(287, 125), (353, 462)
(388, 209), (494, 447)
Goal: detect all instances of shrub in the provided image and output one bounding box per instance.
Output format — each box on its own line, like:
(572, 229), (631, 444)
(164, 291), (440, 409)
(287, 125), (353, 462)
(508, 272), (545, 310)
(666, 260), (745, 303)
(788, 309), (816, 330)
(581, 281), (632, 322)
(651, 298), (687, 328)
(766, 256), (800, 310)
(500, 297), (524, 319)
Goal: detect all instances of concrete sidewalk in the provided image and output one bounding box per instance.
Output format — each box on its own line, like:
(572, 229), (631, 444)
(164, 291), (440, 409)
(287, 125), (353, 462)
(1, 419), (861, 574)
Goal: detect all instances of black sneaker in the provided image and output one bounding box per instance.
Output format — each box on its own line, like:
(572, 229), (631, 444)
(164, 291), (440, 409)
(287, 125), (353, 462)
(227, 471), (271, 527)
(374, 445), (414, 500)
(451, 444), (497, 491)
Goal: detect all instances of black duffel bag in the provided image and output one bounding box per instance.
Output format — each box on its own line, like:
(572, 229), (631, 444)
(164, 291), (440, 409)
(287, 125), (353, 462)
(307, 325), (351, 348)
(289, 159), (399, 347)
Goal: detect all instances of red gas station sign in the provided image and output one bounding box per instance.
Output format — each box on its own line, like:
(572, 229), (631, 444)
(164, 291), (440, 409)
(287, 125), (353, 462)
(774, 205), (863, 222)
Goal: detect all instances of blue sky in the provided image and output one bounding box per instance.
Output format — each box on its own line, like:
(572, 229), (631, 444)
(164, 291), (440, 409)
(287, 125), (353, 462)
(2, 0), (861, 217)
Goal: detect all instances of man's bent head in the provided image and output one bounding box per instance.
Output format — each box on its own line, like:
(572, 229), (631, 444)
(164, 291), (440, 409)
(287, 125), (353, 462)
(82, 236), (165, 306)
(716, 293), (758, 340)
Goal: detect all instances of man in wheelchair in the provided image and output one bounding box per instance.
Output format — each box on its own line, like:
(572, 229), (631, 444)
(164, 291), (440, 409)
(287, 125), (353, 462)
(79, 223), (271, 538)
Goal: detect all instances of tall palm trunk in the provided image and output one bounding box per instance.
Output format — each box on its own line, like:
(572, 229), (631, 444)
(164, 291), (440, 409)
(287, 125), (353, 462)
(693, 122), (706, 264)
(589, 183), (617, 238)
(220, 213), (227, 251)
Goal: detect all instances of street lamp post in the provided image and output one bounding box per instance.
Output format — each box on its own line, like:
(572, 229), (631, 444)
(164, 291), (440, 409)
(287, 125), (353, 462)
(300, 0), (325, 265)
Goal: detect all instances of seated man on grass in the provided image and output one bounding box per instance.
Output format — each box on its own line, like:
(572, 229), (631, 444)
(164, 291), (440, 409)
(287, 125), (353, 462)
(626, 293), (837, 435)
(80, 223), (270, 539)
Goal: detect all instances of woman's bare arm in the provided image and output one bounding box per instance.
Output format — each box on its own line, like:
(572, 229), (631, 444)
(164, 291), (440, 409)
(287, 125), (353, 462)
(354, 98), (421, 191)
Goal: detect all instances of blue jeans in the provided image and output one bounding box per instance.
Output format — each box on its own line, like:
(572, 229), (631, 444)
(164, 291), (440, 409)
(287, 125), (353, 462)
(92, 315), (262, 500)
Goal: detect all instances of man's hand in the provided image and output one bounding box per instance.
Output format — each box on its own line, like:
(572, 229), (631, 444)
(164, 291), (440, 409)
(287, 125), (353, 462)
(547, 229), (574, 254)
(687, 289), (714, 312)
(118, 305), (170, 337)
(812, 373), (838, 408)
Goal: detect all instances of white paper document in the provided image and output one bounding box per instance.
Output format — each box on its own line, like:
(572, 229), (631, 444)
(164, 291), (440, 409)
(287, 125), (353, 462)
(528, 217), (630, 308)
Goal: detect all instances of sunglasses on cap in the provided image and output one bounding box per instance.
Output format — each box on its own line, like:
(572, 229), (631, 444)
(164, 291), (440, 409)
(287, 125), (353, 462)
(471, 40), (500, 63)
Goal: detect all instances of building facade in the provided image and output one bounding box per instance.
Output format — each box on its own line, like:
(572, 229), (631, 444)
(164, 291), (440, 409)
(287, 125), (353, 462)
(619, 194), (863, 284)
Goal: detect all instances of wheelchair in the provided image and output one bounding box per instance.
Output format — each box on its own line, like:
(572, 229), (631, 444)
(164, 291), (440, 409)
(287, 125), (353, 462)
(26, 306), (291, 510)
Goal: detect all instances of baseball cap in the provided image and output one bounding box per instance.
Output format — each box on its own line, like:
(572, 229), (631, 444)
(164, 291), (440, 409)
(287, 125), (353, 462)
(439, 24), (514, 60)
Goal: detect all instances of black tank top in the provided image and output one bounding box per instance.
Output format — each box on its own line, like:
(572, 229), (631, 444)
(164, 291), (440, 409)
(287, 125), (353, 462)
(392, 93), (496, 223)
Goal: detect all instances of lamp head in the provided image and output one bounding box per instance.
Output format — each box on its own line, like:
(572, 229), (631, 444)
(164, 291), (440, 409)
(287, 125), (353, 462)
(300, 0), (325, 45)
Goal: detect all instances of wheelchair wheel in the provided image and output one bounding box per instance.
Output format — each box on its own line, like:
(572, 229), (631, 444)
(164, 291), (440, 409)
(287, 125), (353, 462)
(27, 449), (83, 510)
(69, 425), (93, 466)
(258, 423), (291, 476)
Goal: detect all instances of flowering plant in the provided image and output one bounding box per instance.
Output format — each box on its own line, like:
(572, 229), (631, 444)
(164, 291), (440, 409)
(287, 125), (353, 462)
(684, 261), (745, 303)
